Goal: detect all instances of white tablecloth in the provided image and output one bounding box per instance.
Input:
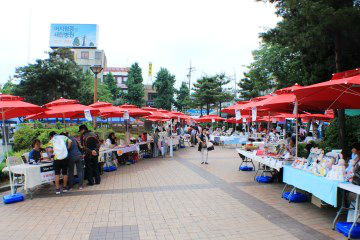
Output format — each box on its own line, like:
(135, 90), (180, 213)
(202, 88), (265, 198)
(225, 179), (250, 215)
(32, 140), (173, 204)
(236, 149), (284, 171)
(100, 145), (138, 155)
(2, 163), (54, 190)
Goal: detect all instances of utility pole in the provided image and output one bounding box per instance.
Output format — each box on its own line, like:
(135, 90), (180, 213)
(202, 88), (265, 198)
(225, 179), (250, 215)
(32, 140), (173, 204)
(187, 62), (195, 95)
(233, 71), (237, 99)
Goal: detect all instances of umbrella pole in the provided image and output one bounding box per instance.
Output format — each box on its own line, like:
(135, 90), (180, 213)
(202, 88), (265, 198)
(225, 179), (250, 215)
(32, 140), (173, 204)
(101, 119), (105, 141)
(295, 100), (299, 160)
(170, 120), (173, 157)
(2, 111), (14, 195)
(267, 111), (270, 133)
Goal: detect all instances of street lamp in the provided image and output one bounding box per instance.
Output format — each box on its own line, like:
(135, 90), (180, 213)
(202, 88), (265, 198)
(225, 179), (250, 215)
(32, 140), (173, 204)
(90, 65), (103, 103)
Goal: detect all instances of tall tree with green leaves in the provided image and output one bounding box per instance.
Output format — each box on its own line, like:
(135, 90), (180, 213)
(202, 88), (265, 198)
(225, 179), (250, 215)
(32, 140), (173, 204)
(259, 0), (360, 152)
(153, 68), (176, 110)
(78, 71), (112, 105)
(1, 77), (15, 94)
(103, 72), (120, 101)
(125, 63), (145, 107)
(216, 74), (234, 115)
(193, 75), (220, 115)
(175, 82), (191, 112)
(14, 48), (84, 105)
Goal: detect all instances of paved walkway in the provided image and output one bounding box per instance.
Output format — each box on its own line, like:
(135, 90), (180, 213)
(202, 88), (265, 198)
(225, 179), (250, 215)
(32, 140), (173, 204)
(0, 147), (346, 240)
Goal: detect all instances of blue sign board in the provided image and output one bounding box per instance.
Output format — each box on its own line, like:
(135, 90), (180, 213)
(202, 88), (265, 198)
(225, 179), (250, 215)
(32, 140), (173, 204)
(50, 24), (98, 48)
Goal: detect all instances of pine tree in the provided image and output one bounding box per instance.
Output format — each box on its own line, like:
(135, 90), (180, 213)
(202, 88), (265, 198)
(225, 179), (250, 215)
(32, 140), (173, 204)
(175, 82), (190, 112)
(153, 68), (176, 110)
(125, 63), (145, 107)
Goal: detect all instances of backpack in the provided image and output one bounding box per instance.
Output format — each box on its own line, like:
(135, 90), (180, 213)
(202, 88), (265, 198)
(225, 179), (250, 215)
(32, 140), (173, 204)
(51, 135), (68, 160)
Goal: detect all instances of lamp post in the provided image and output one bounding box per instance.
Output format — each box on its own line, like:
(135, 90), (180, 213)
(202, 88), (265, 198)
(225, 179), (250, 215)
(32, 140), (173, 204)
(90, 65), (103, 103)
(90, 65), (103, 128)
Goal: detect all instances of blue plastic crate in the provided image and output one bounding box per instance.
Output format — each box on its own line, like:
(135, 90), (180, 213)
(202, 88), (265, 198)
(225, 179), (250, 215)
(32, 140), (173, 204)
(103, 166), (117, 172)
(240, 166), (253, 171)
(336, 222), (360, 239)
(180, 146), (186, 149)
(73, 177), (79, 184)
(142, 154), (152, 159)
(3, 193), (24, 204)
(255, 176), (272, 183)
(282, 192), (307, 203)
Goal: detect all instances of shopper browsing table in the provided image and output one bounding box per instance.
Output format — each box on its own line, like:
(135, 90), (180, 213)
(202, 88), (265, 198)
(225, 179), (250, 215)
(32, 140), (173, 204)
(49, 131), (72, 194)
(28, 139), (46, 164)
(79, 125), (101, 186)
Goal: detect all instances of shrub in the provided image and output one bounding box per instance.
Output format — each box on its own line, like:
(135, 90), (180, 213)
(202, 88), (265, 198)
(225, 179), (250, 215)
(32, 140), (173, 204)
(13, 126), (38, 152)
(324, 116), (360, 157)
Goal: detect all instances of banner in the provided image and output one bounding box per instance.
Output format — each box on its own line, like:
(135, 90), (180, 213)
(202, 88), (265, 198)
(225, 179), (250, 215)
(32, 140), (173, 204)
(84, 110), (92, 121)
(243, 118), (247, 123)
(123, 110), (129, 120)
(251, 107), (257, 122)
(272, 118), (277, 123)
(40, 165), (55, 183)
(293, 101), (298, 115)
(212, 118), (215, 123)
(148, 62), (152, 76)
(235, 109), (241, 121)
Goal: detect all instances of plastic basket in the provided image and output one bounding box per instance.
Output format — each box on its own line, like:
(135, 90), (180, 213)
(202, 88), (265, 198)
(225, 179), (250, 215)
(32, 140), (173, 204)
(336, 222), (360, 239)
(3, 193), (24, 204)
(255, 176), (272, 183)
(282, 192), (307, 203)
(103, 166), (117, 172)
(240, 166), (253, 171)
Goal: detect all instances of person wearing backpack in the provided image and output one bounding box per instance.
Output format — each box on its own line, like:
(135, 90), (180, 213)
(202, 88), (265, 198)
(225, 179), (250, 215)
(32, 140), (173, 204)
(79, 125), (101, 186)
(49, 131), (72, 194)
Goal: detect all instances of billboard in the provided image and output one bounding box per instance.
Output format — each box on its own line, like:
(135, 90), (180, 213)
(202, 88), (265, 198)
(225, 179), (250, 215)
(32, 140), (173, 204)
(50, 24), (98, 48)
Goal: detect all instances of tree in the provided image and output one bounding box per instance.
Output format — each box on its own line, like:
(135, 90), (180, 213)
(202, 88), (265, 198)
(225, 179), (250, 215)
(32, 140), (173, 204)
(125, 63), (145, 107)
(216, 74), (234, 115)
(259, 0), (360, 153)
(77, 71), (112, 105)
(14, 48), (84, 105)
(153, 68), (176, 110)
(193, 75), (220, 115)
(174, 82), (191, 112)
(103, 72), (119, 101)
(1, 77), (15, 94)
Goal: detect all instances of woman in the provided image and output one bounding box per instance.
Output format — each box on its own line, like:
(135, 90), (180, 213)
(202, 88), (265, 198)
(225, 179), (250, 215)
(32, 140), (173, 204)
(198, 128), (210, 165)
(286, 136), (297, 157)
(153, 128), (160, 158)
(29, 139), (45, 164)
(106, 132), (120, 164)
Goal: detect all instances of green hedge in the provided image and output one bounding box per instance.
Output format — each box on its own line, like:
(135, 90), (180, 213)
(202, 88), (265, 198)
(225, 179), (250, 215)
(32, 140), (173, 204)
(324, 116), (360, 155)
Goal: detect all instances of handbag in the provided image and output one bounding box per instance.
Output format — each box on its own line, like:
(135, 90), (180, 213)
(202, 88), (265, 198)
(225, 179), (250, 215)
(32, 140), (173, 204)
(207, 141), (214, 151)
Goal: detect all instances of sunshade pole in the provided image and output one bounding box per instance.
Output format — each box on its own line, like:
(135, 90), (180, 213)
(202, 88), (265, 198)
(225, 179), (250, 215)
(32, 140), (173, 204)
(267, 111), (270, 133)
(295, 100), (299, 160)
(2, 111), (14, 194)
(170, 119), (173, 157)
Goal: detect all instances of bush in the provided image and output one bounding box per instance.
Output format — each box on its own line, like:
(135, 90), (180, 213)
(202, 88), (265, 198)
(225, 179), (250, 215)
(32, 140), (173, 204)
(13, 125), (38, 152)
(324, 116), (360, 156)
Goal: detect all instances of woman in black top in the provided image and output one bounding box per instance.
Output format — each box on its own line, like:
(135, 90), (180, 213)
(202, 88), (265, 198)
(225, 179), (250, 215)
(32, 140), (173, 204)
(198, 128), (209, 164)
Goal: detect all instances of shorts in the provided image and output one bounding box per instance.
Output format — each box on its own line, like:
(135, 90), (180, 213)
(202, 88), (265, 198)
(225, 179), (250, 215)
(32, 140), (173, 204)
(53, 159), (68, 175)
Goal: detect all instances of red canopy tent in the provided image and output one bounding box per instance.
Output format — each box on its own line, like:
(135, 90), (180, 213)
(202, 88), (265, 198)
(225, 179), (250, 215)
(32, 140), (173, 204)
(118, 105), (151, 118)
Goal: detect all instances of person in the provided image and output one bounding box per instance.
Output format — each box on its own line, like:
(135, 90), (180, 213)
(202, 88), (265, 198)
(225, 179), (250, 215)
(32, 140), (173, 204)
(153, 128), (160, 158)
(79, 125), (101, 186)
(60, 133), (84, 190)
(198, 128), (210, 165)
(49, 131), (72, 194)
(351, 143), (360, 172)
(141, 132), (148, 142)
(28, 139), (44, 164)
(286, 136), (296, 157)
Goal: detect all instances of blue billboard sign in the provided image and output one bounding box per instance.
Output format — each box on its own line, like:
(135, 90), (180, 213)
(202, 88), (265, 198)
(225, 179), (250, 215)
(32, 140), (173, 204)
(49, 24), (98, 48)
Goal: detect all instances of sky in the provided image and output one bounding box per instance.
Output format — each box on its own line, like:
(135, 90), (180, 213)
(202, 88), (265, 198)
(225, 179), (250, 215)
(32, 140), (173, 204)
(0, 0), (279, 90)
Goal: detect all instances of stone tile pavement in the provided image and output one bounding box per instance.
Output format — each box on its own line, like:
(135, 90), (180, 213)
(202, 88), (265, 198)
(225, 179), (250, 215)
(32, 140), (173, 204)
(0, 146), (347, 240)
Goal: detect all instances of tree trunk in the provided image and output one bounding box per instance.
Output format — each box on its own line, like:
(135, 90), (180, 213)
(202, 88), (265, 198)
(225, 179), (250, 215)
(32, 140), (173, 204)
(206, 104), (210, 115)
(200, 105), (203, 117)
(335, 32), (346, 151)
(219, 102), (222, 116)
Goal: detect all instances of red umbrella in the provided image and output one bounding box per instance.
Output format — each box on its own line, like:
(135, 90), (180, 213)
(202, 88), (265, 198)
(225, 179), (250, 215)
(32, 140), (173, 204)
(196, 114), (225, 123)
(0, 94), (43, 120)
(118, 106), (151, 118)
(0, 94), (43, 196)
(89, 101), (124, 118)
(222, 101), (249, 115)
(274, 83), (303, 95)
(141, 106), (158, 112)
(27, 97), (101, 119)
(144, 111), (171, 121)
(293, 73), (360, 110)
